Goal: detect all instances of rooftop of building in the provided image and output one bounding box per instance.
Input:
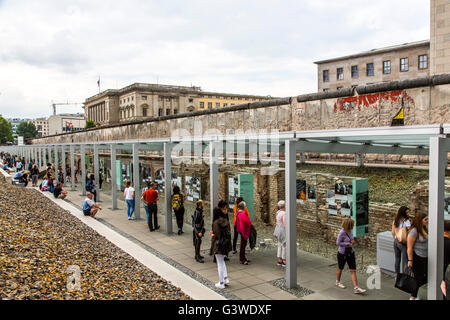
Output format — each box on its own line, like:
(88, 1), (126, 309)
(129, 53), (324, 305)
(85, 82), (276, 104)
(314, 39), (430, 65)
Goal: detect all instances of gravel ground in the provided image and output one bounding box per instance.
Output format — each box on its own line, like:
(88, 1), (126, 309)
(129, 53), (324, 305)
(0, 180), (191, 300)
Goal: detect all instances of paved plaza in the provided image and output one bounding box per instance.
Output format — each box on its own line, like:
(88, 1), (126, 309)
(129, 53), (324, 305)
(49, 179), (417, 300)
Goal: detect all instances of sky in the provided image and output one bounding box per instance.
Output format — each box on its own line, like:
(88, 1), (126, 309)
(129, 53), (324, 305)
(0, 0), (430, 119)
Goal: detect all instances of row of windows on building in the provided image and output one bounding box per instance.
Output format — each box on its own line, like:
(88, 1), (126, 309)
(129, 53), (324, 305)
(199, 102), (237, 109)
(322, 55), (428, 82)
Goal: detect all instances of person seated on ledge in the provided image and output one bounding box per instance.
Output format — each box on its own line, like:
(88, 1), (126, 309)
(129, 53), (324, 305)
(82, 192), (102, 218)
(53, 182), (67, 200)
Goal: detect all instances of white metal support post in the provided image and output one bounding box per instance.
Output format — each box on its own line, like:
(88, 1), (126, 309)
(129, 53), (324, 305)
(285, 140), (298, 289)
(81, 145), (86, 196)
(111, 144), (117, 210)
(70, 145), (75, 191)
(43, 148), (47, 167)
(48, 146), (52, 165)
(209, 141), (219, 225)
(61, 146), (66, 187)
(54, 145), (59, 170)
(132, 143), (141, 220)
(164, 143), (173, 235)
(94, 144), (100, 202)
(427, 136), (446, 300)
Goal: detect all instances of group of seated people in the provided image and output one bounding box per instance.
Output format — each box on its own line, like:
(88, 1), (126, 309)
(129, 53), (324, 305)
(40, 171), (67, 200)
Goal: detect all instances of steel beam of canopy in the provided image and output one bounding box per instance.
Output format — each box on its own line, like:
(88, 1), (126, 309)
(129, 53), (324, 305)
(164, 143), (173, 235)
(61, 146), (66, 187)
(210, 142), (219, 225)
(70, 145), (75, 191)
(285, 140), (297, 289)
(295, 140), (428, 156)
(132, 143), (141, 220)
(427, 136), (447, 300)
(81, 145), (86, 196)
(94, 144), (100, 202)
(111, 144), (117, 210)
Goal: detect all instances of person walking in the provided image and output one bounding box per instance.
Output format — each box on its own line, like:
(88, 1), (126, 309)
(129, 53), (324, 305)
(82, 192), (102, 218)
(407, 213), (428, 300)
(392, 206), (411, 274)
(31, 164), (39, 187)
(172, 185), (185, 235)
(274, 200), (287, 267)
(210, 201), (232, 289)
(124, 180), (135, 220)
(16, 160), (22, 172)
(210, 201), (231, 263)
(192, 200), (206, 263)
(57, 165), (64, 185)
(232, 197), (250, 254)
(236, 201), (252, 265)
(141, 182), (160, 231)
(86, 174), (97, 202)
(335, 218), (367, 294)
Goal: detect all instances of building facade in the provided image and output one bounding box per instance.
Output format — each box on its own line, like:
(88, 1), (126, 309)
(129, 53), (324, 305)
(31, 118), (49, 137)
(48, 114), (85, 135)
(7, 118), (31, 138)
(315, 40), (430, 92)
(83, 83), (273, 126)
(430, 0), (450, 75)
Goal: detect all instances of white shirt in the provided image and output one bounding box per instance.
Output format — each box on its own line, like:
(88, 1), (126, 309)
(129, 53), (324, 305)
(124, 187), (135, 200)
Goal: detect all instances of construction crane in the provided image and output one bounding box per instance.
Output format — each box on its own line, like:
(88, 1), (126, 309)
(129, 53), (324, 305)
(51, 101), (84, 115)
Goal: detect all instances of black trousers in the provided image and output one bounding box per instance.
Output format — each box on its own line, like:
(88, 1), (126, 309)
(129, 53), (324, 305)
(174, 206), (185, 230)
(194, 236), (202, 258)
(412, 251), (428, 298)
(148, 203), (158, 230)
(232, 224), (240, 251)
(240, 235), (248, 263)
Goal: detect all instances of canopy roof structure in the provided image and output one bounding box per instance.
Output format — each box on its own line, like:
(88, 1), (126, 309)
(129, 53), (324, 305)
(3, 123), (449, 300)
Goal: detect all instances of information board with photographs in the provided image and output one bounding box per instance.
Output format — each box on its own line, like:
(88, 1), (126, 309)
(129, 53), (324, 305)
(185, 175), (201, 202)
(228, 176), (238, 209)
(296, 180), (307, 203)
(326, 189), (337, 215)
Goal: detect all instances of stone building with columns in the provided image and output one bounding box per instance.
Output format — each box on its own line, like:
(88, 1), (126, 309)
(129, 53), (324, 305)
(84, 83), (273, 126)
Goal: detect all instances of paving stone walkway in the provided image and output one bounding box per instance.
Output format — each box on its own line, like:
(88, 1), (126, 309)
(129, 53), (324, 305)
(49, 179), (421, 300)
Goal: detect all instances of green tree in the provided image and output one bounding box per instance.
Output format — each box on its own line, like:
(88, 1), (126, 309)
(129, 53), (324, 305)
(16, 121), (38, 139)
(85, 120), (96, 129)
(0, 116), (13, 144)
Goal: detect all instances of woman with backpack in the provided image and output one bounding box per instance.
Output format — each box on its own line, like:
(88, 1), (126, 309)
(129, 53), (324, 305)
(31, 164), (39, 187)
(236, 201), (252, 265)
(336, 218), (367, 294)
(392, 206), (411, 274)
(210, 200), (232, 289)
(172, 185), (185, 235)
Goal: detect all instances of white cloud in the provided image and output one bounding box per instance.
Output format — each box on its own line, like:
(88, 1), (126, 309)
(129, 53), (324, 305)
(0, 0), (430, 118)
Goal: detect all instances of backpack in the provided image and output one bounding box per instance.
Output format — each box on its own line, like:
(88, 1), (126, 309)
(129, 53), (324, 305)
(172, 194), (182, 211)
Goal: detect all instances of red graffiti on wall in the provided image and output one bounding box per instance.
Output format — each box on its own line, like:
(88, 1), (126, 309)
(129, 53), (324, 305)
(333, 90), (415, 113)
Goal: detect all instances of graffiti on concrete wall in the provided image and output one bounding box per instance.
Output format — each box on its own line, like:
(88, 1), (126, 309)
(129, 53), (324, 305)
(333, 90), (415, 113)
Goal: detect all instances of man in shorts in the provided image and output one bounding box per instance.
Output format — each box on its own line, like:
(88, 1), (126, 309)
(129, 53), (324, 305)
(82, 192), (102, 218)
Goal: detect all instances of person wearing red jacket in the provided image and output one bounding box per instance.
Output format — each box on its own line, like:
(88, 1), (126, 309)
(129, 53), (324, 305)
(236, 201), (252, 265)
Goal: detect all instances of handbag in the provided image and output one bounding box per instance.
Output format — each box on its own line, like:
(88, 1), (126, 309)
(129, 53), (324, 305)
(395, 269), (418, 295)
(343, 232), (353, 256)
